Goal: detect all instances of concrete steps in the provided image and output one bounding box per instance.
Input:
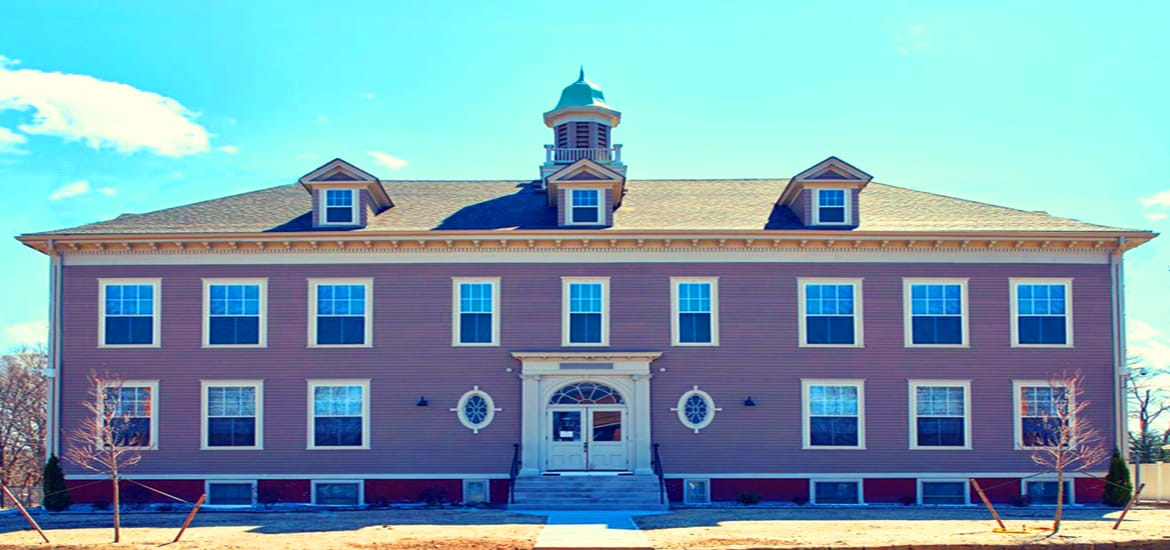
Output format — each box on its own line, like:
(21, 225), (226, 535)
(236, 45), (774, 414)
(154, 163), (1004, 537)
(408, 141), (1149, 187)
(509, 474), (668, 511)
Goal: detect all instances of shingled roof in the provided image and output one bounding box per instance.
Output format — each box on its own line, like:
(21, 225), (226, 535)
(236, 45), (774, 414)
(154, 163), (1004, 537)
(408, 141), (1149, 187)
(28, 179), (1139, 236)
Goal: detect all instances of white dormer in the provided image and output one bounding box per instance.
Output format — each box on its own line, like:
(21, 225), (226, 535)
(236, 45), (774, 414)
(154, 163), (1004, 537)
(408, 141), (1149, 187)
(779, 157), (873, 228)
(299, 159), (393, 229)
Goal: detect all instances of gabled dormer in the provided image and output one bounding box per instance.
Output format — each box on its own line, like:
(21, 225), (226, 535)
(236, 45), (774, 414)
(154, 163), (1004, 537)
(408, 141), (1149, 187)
(299, 158), (393, 229)
(545, 158), (625, 227)
(779, 156), (872, 228)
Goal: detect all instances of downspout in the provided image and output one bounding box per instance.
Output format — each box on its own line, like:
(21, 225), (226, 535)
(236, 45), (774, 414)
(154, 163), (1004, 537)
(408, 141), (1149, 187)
(1111, 237), (1128, 455)
(46, 240), (63, 459)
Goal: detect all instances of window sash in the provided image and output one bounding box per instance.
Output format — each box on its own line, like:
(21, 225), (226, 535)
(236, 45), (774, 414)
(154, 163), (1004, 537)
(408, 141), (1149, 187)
(312, 385), (365, 447)
(921, 482), (967, 505)
(1016, 283), (1069, 345)
(206, 385), (258, 447)
(569, 189), (601, 223)
(208, 283), (262, 345)
(103, 385), (154, 448)
(804, 283), (856, 345)
(816, 190), (847, 223)
(103, 283), (157, 345)
(314, 283), (368, 346)
(677, 282), (713, 343)
(807, 384), (861, 447)
(457, 282), (495, 344)
(1018, 385), (1069, 447)
(315, 482), (361, 505)
(208, 483), (254, 505)
(814, 481), (860, 504)
(909, 283), (964, 345)
(323, 190), (355, 224)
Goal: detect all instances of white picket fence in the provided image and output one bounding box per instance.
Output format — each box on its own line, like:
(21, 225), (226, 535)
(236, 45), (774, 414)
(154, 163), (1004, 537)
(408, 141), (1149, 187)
(1132, 462), (1170, 503)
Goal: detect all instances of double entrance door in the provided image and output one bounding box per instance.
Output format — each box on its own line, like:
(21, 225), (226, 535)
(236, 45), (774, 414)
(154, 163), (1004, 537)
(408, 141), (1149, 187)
(546, 407), (628, 471)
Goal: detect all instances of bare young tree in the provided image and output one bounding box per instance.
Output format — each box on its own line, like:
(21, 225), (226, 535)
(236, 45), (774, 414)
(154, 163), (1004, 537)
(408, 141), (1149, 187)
(1126, 357), (1170, 463)
(65, 372), (146, 543)
(1028, 370), (1108, 534)
(0, 345), (48, 507)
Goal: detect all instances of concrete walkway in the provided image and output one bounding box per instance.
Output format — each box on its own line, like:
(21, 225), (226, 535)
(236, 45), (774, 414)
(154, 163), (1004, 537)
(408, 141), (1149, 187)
(523, 510), (665, 550)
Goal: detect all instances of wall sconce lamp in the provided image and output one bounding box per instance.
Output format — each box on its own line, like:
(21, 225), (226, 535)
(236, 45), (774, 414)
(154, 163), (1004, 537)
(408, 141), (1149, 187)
(416, 396), (429, 407)
(743, 396), (756, 407)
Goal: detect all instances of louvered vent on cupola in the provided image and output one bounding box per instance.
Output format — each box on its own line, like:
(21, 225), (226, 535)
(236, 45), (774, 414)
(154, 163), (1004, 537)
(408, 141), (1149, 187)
(556, 124), (570, 148)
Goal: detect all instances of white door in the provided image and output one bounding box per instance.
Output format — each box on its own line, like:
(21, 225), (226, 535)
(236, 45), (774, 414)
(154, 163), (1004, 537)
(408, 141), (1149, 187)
(547, 409), (586, 471)
(587, 408), (628, 471)
(546, 407), (628, 471)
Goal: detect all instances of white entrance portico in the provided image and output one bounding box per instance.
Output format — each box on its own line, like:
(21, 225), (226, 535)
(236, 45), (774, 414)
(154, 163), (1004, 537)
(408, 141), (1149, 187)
(512, 351), (661, 476)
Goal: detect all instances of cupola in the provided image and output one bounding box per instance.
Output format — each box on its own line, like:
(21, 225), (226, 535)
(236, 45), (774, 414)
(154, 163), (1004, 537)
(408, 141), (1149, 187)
(299, 158), (393, 229)
(779, 157), (872, 228)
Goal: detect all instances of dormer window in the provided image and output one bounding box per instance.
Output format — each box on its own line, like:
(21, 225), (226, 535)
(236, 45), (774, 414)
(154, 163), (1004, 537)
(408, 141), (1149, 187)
(568, 189), (601, 225)
(815, 189), (849, 225)
(322, 189), (357, 225)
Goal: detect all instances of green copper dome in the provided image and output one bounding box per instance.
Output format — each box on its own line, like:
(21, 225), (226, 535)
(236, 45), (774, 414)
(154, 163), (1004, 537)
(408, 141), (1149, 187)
(553, 67), (613, 110)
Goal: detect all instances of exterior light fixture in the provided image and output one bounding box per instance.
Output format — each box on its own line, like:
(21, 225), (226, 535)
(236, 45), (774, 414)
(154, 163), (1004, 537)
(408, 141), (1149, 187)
(417, 396), (429, 407)
(744, 396), (756, 407)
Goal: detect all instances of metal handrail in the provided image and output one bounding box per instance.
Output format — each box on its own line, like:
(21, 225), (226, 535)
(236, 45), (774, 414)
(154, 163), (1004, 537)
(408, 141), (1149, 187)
(651, 443), (666, 504)
(509, 443), (521, 504)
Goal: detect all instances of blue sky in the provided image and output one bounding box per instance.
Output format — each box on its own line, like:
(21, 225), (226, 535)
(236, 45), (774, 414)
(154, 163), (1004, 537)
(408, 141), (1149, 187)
(1, 1), (1168, 384)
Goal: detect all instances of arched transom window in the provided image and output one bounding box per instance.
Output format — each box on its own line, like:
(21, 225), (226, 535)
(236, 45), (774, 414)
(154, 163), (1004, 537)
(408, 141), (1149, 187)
(549, 382), (625, 405)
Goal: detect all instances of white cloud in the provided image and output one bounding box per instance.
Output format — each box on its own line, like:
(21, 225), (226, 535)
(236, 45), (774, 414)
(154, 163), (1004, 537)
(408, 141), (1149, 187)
(97, 186), (116, 196)
(368, 150), (408, 171)
(3, 320), (46, 347)
(0, 55), (210, 156)
(218, 145), (239, 154)
(1145, 212), (1167, 222)
(1128, 318), (1170, 372)
(48, 180), (116, 200)
(0, 126), (27, 153)
(896, 25), (929, 56)
(1139, 190), (1170, 223)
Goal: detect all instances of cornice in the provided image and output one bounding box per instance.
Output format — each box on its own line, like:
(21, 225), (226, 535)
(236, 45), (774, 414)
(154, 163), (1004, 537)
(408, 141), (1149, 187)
(511, 351), (663, 362)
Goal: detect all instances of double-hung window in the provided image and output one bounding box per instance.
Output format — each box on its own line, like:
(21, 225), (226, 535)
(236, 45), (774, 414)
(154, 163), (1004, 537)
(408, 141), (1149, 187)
(204, 279), (266, 347)
(567, 188), (602, 224)
(453, 278), (500, 346)
(99, 279), (160, 347)
(308, 380), (369, 449)
(563, 278), (609, 345)
(309, 279), (372, 347)
(1011, 279), (1072, 347)
(814, 189), (848, 224)
(909, 381), (971, 449)
(1014, 381), (1070, 449)
(671, 278), (718, 345)
(202, 381), (262, 449)
(800, 279), (862, 347)
(905, 279), (968, 346)
(101, 381), (158, 449)
(322, 189), (357, 225)
(803, 380), (865, 449)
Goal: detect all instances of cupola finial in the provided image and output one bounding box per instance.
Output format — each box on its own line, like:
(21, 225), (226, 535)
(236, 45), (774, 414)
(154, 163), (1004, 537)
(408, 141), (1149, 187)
(578, 66), (585, 82)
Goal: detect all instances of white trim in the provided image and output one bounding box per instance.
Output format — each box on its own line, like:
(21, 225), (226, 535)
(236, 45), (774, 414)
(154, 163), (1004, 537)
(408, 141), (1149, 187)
(671, 386), (721, 433)
(916, 479), (972, 506)
(307, 379), (371, 450)
(813, 188), (852, 226)
(451, 386), (501, 434)
(810, 479), (864, 505)
(903, 278), (970, 348)
(682, 478), (711, 504)
(205, 480), (257, 506)
(561, 277), (610, 346)
(67, 473), (511, 480)
(200, 380), (264, 451)
(311, 479), (365, 506)
(462, 479), (490, 504)
(307, 278), (373, 348)
(202, 278), (268, 348)
(565, 188), (604, 226)
(97, 379), (159, 451)
(908, 380), (972, 450)
(318, 188), (359, 227)
(798, 278), (864, 348)
(451, 277), (501, 346)
(1011, 379), (1074, 451)
(1009, 278), (1074, 348)
(1022, 478), (1076, 505)
(670, 277), (719, 346)
(801, 379), (866, 450)
(659, 471), (1105, 480)
(97, 278), (161, 348)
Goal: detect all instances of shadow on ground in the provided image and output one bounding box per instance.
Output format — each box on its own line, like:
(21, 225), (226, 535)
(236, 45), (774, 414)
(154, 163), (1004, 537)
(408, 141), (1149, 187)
(634, 506), (1127, 530)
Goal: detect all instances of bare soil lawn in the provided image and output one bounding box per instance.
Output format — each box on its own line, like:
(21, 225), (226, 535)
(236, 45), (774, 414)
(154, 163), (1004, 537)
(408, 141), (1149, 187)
(635, 506), (1170, 549)
(0, 508), (544, 550)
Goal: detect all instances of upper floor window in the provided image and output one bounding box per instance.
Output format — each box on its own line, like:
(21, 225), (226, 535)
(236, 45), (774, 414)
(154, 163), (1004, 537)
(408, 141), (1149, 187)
(909, 381), (971, 449)
(904, 279), (968, 347)
(1014, 381), (1070, 449)
(102, 381), (158, 449)
(453, 278), (499, 346)
(309, 279), (372, 347)
(814, 188), (849, 224)
(802, 380), (865, 449)
(99, 279), (161, 347)
(568, 188), (602, 224)
(322, 189), (357, 225)
(203, 279), (266, 347)
(308, 380), (370, 449)
(563, 278), (609, 346)
(202, 381), (262, 450)
(1011, 279), (1072, 347)
(799, 279), (863, 347)
(671, 278), (718, 345)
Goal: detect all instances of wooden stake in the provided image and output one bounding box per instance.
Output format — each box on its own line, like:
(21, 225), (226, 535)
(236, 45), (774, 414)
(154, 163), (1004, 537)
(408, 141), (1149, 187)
(969, 478), (1006, 529)
(172, 493), (206, 543)
(1, 485), (49, 543)
(1112, 483), (1145, 530)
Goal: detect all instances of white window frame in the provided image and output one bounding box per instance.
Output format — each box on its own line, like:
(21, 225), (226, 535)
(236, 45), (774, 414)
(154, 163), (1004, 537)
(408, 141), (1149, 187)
(903, 278), (970, 348)
(565, 187), (603, 225)
(310, 479), (365, 506)
(1009, 278), (1074, 348)
(462, 479), (490, 504)
(810, 479), (863, 505)
(917, 479), (971, 506)
(813, 188), (851, 225)
(308, 278), (374, 348)
(451, 277), (501, 347)
(452, 386), (501, 434)
(205, 480), (257, 506)
(307, 379), (371, 450)
(319, 188), (359, 226)
(202, 278), (268, 348)
(801, 379), (866, 450)
(98, 278), (162, 348)
(908, 380), (972, 450)
(200, 380), (264, 451)
(670, 277), (719, 346)
(97, 379), (159, 450)
(683, 478), (711, 505)
(1012, 379), (1074, 451)
(798, 278), (864, 348)
(561, 277), (610, 346)
(1023, 478), (1075, 506)
(672, 386), (722, 433)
